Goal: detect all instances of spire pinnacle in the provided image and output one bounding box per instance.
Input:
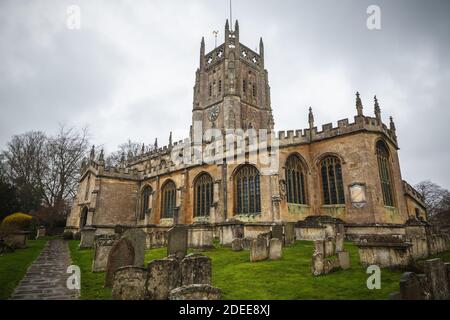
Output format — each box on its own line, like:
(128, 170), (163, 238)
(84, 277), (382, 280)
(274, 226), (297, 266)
(154, 138), (158, 150)
(99, 148), (104, 162)
(390, 116), (396, 132)
(374, 95), (381, 121)
(225, 19), (229, 31)
(90, 145), (95, 160)
(356, 92), (363, 116)
(169, 132), (173, 147)
(308, 107), (314, 128)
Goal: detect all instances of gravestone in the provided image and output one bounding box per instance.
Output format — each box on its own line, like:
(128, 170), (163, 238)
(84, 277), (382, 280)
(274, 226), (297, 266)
(231, 238), (243, 251)
(399, 272), (425, 300)
(79, 227), (96, 249)
(181, 254), (212, 286)
(269, 238), (282, 260)
(284, 223), (296, 245)
(314, 240), (325, 255)
(335, 224), (345, 252)
(104, 238), (135, 288)
(424, 258), (449, 300)
(271, 225), (283, 242)
(167, 225), (188, 259)
(324, 238), (336, 257)
(112, 266), (147, 300)
(242, 237), (254, 250)
(35, 226), (46, 239)
(146, 257), (181, 300)
(311, 252), (324, 276)
(250, 238), (269, 262)
(92, 234), (119, 272)
(169, 285), (221, 300)
(338, 251), (350, 270)
(122, 228), (146, 267)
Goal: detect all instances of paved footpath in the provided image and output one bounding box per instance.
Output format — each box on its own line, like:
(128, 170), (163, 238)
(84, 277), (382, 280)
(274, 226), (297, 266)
(10, 239), (79, 300)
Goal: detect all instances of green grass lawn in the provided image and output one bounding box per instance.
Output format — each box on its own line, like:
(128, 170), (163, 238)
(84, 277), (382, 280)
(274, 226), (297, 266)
(145, 241), (404, 300)
(69, 240), (450, 300)
(0, 238), (48, 299)
(68, 240), (112, 300)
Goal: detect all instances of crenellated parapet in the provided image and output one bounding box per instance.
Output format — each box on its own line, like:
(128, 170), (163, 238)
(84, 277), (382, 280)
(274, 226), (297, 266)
(403, 180), (426, 208)
(277, 114), (398, 148)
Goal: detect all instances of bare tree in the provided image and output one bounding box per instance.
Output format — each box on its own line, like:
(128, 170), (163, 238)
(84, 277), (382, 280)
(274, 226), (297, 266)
(415, 180), (450, 218)
(40, 125), (89, 214)
(105, 140), (153, 167)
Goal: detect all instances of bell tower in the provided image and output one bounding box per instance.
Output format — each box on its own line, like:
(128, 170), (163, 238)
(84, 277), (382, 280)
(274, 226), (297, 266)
(192, 20), (274, 134)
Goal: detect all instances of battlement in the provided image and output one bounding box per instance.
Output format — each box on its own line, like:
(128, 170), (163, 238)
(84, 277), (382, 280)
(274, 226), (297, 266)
(204, 44), (225, 69)
(277, 115), (398, 148)
(403, 180), (426, 207)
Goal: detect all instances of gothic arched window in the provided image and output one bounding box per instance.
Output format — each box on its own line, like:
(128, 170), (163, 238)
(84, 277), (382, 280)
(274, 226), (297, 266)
(376, 140), (395, 207)
(161, 181), (176, 218)
(194, 173), (214, 217)
(235, 165), (261, 215)
(140, 186), (152, 220)
(320, 156), (345, 205)
(285, 155), (307, 204)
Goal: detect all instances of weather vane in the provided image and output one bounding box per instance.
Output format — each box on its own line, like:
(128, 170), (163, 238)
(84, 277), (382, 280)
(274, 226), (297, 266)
(213, 30), (219, 48)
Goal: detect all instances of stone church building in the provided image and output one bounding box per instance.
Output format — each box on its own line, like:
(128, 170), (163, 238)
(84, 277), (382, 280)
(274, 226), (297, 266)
(65, 20), (428, 243)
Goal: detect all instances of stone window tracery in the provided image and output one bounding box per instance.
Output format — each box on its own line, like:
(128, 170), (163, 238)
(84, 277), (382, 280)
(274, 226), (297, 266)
(285, 155), (307, 205)
(235, 165), (261, 215)
(320, 156), (345, 205)
(161, 180), (176, 218)
(194, 173), (214, 217)
(376, 140), (395, 207)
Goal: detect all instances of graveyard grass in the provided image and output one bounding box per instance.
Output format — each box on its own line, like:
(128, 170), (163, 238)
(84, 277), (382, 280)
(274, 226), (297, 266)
(68, 240), (112, 300)
(69, 240), (450, 300)
(0, 239), (48, 299)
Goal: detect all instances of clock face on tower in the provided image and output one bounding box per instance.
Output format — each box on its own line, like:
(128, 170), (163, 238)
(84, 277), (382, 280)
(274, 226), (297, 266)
(208, 104), (220, 122)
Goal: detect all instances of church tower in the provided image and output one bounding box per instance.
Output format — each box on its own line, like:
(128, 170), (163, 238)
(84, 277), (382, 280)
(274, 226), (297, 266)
(192, 20), (274, 134)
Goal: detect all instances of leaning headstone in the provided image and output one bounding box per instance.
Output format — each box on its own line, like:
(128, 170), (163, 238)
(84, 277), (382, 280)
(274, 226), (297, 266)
(269, 238), (282, 260)
(167, 225), (188, 259)
(231, 238), (243, 251)
(338, 251), (350, 270)
(104, 238), (135, 288)
(284, 223), (296, 245)
(169, 284), (221, 300)
(122, 228), (146, 267)
(250, 238), (269, 262)
(271, 225), (283, 241)
(146, 257), (181, 300)
(92, 234), (119, 272)
(399, 272), (425, 300)
(181, 254), (212, 286)
(424, 258), (449, 300)
(112, 266), (147, 300)
(79, 227), (96, 249)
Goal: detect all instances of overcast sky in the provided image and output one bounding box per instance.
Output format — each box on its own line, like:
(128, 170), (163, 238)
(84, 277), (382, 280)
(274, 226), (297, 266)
(0, 0), (449, 189)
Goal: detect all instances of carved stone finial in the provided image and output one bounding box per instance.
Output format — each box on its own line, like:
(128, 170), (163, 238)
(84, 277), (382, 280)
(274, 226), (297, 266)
(169, 132), (173, 147)
(99, 148), (104, 163)
(390, 116), (396, 132)
(308, 107), (314, 128)
(154, 138), (158, 150)
(141, 143), (145, 155)
(90, 145), (95, 160)
(356, 92), (363, 116)
(374, 95), (381, 121)
(120, 152), (125, 166)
